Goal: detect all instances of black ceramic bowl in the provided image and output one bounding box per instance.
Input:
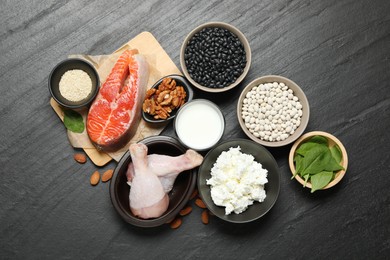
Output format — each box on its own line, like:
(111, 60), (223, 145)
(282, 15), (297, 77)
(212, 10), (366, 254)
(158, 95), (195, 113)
(49, 58), (99, 109)
(197, 139), (280, 223)
(142, 74), (194, 124)
(109, 135), (197, 228)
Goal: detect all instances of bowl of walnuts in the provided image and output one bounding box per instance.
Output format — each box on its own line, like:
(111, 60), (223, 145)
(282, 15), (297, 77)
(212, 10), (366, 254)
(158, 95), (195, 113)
(142, 75), (194, 124)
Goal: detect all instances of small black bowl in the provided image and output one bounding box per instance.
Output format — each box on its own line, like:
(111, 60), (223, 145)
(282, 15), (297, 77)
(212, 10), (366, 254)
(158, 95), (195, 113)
(142, 74), (194, 124)
(48, 58), (100, 109)
(198, 139), (280, 223)
(109, 135), (197, 228)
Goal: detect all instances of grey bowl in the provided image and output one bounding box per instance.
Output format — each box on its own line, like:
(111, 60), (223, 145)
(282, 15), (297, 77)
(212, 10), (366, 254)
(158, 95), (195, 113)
(237, 75), (310, 147)
(180, 22), (251, 93)
(197, 139), (280, 223)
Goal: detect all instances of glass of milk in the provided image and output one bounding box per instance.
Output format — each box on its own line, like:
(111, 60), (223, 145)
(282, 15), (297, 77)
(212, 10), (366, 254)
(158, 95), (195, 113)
(174, 99), (225, 151)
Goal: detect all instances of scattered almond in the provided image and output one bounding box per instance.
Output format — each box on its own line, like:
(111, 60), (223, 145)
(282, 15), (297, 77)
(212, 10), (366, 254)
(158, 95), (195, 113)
(170, 217), (182, 229)
(90, 171), (100, 186)
(101, 169), (114, 182)
(195, 198), (207, 209)
(179, 206), (192, 216)
(201, 210), (209, 224)
(74, 153), (87, 164)
(190, 189), (198, 200)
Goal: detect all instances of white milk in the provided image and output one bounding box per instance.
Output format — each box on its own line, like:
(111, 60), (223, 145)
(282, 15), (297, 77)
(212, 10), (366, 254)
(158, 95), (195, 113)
(175, 100), (224, 150)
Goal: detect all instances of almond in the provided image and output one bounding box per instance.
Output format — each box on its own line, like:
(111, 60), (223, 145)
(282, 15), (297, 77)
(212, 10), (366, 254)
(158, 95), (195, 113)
(179, 206), (192, 216)
(195, 198), (207, 209)
(90, 171), (100, 186)
(170, 217), (182, 229)
(201, 210), (209, 225)
(101, 169), (114, 182)
(74, 153), (87, 164)
(190, 189), (198, 200)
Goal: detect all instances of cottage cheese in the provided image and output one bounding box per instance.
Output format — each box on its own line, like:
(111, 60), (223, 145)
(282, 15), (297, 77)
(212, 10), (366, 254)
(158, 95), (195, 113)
(206, 146), (268, 215)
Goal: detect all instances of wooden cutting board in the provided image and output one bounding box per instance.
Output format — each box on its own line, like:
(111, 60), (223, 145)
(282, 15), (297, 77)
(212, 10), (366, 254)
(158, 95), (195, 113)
(50, 31), (181, 166)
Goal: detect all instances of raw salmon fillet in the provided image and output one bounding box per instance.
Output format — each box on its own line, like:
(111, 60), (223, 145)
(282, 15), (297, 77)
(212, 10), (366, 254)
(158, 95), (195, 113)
(87, 49), (149, 152)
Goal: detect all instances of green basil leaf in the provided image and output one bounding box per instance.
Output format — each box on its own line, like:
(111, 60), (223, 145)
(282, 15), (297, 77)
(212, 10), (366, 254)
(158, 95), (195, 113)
(330, 144), (343, 163)
(311, 171), (334, 193)
(63, 109), (84, 133)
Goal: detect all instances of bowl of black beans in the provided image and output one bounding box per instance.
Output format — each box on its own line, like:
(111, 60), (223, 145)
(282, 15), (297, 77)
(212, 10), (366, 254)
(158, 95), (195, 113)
(180, 22), (251, 93)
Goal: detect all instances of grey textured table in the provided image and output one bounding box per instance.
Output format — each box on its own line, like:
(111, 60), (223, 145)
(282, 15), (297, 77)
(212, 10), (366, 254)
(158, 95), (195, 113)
(1, 0), (389, 259)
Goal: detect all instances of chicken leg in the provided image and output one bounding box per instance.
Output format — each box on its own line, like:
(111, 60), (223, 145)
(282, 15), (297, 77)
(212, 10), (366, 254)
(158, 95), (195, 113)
(126, 148), (203, 193)
(128, 143), (169, 219)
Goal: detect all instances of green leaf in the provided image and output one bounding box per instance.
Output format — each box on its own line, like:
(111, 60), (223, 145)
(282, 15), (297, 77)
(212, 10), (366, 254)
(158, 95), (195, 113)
(300, 144), (329, 175)
(311, 171), (334, 193)
(324, 153), (344, 172)
(303, 174), (310, 187)
(63, 109), (84, 133)
(307, 135), (328, 145)
(296, 142), (325, 157)
(292, 154), (304, 179)
(330, 144), (343, 163)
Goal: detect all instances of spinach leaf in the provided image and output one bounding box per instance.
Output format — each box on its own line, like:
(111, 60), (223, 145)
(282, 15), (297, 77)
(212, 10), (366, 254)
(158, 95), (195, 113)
(296, 141), (326, 157)
(63, 109), (84, 133)
(324, 152), (344, 172)
(330, 144), (342, 163)
(310, 171), (334, 193)
(300, 144), (329, 175)
(293, 135), (345, 192)
(303, 174), (310, 187)
(292, 154), (304, 178)
(307, 135), (328, 145)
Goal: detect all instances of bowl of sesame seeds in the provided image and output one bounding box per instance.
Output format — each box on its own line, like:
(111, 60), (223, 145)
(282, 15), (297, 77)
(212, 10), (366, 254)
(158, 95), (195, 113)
(49, 58), (100, 110)
(237, 75), (310, 147)
(180, 22), (251, 93)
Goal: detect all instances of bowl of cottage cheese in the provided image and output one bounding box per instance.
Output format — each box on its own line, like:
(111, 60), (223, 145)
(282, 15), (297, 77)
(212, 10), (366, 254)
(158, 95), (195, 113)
(197, 139), (280, 223)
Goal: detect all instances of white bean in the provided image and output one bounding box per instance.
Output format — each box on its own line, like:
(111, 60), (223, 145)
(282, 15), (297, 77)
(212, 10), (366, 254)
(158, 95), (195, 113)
(241, 81), (304, 142)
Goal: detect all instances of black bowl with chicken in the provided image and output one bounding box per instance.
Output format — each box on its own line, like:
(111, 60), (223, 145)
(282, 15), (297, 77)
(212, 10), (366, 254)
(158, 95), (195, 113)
(110, 135), (197, 228)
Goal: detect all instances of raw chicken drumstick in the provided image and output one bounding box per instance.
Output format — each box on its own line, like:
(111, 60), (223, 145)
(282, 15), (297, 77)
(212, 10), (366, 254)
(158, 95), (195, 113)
(128, 143), (169, 219)
(127, 143), (203, 219)
(127, 147), (203, 193)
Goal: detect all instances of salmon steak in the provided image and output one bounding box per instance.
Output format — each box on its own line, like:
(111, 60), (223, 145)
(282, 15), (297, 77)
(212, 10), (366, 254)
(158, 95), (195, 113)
(87, 49), (149, 152)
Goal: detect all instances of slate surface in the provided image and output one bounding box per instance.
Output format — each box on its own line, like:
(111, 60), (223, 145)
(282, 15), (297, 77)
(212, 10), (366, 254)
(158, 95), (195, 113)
(1, 0), (389, 259)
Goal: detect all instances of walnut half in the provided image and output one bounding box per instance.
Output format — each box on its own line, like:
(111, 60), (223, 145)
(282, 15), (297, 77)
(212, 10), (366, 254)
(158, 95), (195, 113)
(142, 78), (187, 120)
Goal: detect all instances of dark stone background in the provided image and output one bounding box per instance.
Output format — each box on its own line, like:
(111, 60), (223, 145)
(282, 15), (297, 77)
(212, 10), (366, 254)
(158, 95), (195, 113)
(1, 0), (389, 259)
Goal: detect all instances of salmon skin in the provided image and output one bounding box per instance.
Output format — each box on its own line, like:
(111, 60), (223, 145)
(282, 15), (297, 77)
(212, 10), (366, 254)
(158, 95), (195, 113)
(87, 49), (149, 152)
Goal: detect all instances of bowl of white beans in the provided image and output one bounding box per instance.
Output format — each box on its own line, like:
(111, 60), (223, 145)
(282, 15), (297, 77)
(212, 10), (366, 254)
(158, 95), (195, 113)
(237, 75), (310, 147)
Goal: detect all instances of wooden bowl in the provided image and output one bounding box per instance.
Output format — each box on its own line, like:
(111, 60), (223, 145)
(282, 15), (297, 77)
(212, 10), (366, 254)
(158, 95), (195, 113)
(289, 131), (348, 190)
